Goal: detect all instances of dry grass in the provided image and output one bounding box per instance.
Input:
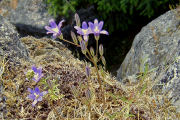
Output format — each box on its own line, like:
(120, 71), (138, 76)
(0, 36), (179, 120)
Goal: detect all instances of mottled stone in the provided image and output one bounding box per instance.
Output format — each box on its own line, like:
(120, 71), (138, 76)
(0, 0), (53, 36)
(0, 15), (29, 61)
(117, 10), (180, 111)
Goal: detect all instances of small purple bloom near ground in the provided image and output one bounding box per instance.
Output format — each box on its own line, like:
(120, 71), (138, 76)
(28, 87), (48, 106)
(31, 65), (43, 83)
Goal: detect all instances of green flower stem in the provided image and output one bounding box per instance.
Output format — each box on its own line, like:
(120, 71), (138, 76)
(86, 49), (94, 61)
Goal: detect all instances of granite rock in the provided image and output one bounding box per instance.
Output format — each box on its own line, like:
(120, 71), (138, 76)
(0, 15), (29, 61)
(0, 0), (53, 37)
(117, 10), (180, 111)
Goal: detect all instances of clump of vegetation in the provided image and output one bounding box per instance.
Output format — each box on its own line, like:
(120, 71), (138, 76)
(0, 13), (180, 119)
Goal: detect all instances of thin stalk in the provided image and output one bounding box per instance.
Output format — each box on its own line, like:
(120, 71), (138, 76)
(94, 62), (105, 105)
(85, 54), (93, 63)
(96, 39), (98, 58)
(58, 36), (105, 105)
(86, 47), (105, 105)
(59, 37), (80, 47)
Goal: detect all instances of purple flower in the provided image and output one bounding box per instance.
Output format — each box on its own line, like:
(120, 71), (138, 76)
(74, 21), (91, 41)
(31, 65), (43, 83)
(45, 19), (64, 38)
(28, 87), (48, 106)
(88, 19), (109, 36)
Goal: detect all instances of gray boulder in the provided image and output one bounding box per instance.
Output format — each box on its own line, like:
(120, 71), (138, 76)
(0, 0), (53, 36)
(0, 15), (29, 119)
(117, 10), (180, 110)
(0, 15), (29, 62)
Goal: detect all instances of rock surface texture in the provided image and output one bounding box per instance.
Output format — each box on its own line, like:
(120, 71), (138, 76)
(0, 15), (29, 119)
(0, 15), (29, 61)
(117, 10), (180, 111)
(0, 0), (52, 36)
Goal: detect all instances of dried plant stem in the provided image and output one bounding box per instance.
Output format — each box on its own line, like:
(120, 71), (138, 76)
(50, 100), (60, 119)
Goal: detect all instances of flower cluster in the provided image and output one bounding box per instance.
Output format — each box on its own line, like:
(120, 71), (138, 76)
(74, 19), (109, 41)
(26, 66), (48, 106)
(44, 14), (108, 106)
(45, 18), (108, 41)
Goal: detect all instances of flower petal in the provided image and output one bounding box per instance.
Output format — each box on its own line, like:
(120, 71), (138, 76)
(37, 67), (42, 74)
(74, 26), (81, 31)
(77, 31), (83, 35)
(94, 19), (98, 26)
(31, 65), (37, 73)
(83, 35), (89, 42)
(98, 21), (104, 31)
(82, 22), (88, 29)
(49, 19), (57, 28)
(28, 94), (36, 100)
(52, 33), (59, 38)
(100, 30), (109, 35)
(28, 88), (34, 94)
(40, 91), (48, 96)
(58, 20), (65, 29)
(88, 22), (94, 31)
(37, 96), (43, 101)
(32, 78), (39, 82)
(34, 87), (40, 94)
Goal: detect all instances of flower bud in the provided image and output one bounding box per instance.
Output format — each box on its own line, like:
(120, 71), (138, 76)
(71, 31), (78, 45)
(85, 65), (91, 78)
(99, 44), (103, 56)
(90, 47), (95, 56)
(101, 56), (106, 66)
(85, 89), (91, 100)
(77, 36), (83, 42)
(75, 13), (81, 27)
(80, 40), (86, 54)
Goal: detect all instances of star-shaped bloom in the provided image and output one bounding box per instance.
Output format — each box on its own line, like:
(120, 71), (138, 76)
(28, 87), (48, 106)
(31, 65), (43, 83)
(45, 19), (64, 38)
(88, 19), (109, 36)
(74, 21), (91, 41)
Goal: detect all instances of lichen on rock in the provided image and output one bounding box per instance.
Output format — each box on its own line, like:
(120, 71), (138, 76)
(117, 9), (180, 111)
